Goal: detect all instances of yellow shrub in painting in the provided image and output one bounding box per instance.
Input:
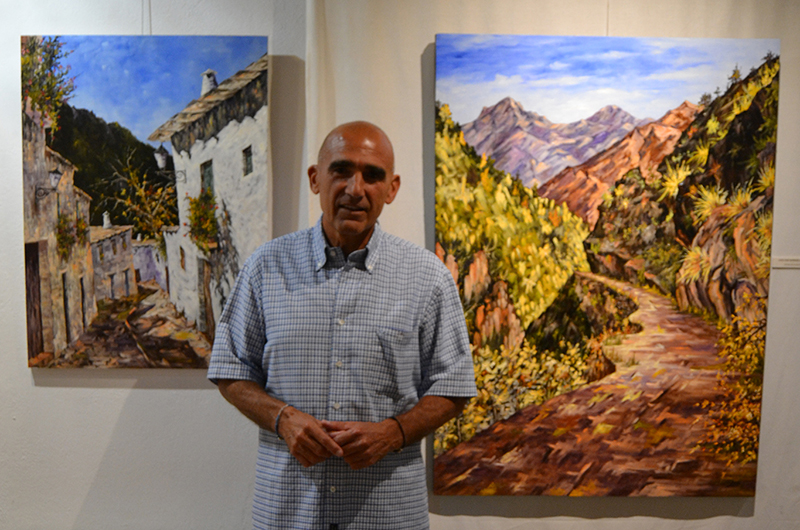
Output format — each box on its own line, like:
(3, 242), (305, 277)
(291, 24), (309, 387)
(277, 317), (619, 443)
(187, 189), (219, 253)
(699, 294), (766, 465)
(434, 104), (590, 455)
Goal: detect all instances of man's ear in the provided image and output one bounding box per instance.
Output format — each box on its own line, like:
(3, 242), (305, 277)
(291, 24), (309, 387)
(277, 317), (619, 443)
(308, 164), (320, 195)
(384, 174), (401, 205)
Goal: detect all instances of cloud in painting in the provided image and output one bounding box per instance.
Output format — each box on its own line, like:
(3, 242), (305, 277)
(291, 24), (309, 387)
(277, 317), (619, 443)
(436, 34), (779, 125)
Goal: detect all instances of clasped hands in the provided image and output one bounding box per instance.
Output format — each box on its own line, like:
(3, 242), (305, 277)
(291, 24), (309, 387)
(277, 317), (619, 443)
(277, 406), (404, 470)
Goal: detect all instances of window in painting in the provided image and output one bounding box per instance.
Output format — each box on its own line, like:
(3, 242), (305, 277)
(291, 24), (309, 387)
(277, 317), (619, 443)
(201, 160), (214, 193)
(243, 146), (253, 176)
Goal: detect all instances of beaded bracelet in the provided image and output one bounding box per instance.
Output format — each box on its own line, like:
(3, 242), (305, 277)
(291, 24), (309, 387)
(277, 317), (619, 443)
(389, 416), (406, 452)
(274, 404), (290, 439)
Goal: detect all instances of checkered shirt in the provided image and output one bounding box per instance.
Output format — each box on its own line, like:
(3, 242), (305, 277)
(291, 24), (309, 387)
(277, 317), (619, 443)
(208, 219), (476, 530)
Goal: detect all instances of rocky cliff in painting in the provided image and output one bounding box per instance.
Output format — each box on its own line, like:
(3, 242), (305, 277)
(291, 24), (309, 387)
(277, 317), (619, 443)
(538, 101), (700, 230)
(585, 56), (778, 323)
(462, 97), (645, 187)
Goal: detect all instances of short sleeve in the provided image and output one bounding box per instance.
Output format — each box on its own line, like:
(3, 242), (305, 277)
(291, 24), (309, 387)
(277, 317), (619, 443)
(417, 266), (477, 398)
(207, 255), (267, 386)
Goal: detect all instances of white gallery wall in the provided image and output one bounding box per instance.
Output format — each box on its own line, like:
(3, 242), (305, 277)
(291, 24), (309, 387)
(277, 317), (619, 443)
(2, 0), (800, 529)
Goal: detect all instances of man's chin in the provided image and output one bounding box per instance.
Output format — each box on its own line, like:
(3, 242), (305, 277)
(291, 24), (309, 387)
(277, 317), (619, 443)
(333, 218), (374, 238)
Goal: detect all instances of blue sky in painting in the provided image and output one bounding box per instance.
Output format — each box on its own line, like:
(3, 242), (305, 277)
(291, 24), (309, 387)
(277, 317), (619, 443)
(436, 34), (779, 125)
(52, 35), (267, 146)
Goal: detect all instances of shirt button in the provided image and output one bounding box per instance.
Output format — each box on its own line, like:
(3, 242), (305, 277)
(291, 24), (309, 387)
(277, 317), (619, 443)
(337, 318), (345, 326)
(330, 486), (337, 493)
(335, 360), (343, 368)
(333, 402), (341, 410)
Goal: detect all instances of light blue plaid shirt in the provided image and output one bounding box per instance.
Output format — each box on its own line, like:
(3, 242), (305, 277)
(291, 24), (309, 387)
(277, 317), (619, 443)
(208, 219), (476, 530)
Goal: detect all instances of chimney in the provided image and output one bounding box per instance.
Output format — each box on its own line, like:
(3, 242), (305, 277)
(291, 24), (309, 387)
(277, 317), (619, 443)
(201, 69), (218, 97)
(103, 211), (111, 229)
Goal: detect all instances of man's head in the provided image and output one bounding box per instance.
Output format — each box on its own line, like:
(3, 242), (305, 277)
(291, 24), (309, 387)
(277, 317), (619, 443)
(308, 121), (401, 254)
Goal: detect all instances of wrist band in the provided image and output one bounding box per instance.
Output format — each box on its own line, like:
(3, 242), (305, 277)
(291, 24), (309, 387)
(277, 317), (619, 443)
(389, 416), (406, 451)
(274, 404), (290, 439)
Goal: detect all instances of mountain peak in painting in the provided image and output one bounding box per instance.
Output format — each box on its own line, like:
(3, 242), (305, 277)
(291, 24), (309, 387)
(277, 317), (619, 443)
(462, 97), (645, 187)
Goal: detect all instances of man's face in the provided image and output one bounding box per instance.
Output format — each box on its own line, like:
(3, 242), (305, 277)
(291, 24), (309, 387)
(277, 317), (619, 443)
(308, 123), (400, 250)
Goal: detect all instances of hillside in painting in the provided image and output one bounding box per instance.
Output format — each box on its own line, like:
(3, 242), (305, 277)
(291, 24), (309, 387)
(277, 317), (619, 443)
(462, 97), (647, 187)
(49, 103), (173, 228)
(434, 54), (779, 496)
(538, 101), (700, 229)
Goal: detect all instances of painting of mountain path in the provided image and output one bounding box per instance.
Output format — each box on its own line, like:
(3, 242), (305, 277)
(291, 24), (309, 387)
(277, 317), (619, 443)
(433, 34), (779, 496)
(22, 36), (269, 368)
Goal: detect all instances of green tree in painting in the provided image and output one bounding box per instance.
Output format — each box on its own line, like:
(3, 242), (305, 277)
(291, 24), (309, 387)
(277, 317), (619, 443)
(21, 36), (74, 131)
(727, 63), (742, 88)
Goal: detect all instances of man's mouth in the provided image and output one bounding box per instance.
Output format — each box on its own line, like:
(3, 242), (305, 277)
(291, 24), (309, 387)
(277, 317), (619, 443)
(339, 204), (367, 213)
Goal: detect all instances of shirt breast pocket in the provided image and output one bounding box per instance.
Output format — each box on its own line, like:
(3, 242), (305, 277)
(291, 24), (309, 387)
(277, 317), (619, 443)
(362, 328), (421, 411)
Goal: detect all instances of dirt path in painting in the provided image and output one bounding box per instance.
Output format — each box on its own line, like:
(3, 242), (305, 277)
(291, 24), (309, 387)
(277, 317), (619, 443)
(50, 282), (211, 368)
(434, 271), (756, 496)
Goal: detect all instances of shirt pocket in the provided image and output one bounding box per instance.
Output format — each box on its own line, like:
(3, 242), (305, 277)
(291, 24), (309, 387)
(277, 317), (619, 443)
(367, 328), (420, 410)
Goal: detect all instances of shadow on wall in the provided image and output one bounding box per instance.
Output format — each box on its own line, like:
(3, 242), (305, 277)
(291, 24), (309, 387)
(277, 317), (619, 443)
(270, 55), (306, 238)
(31, 367), (213, 390)
(428, 488), (754, 520)
(421, 44), (437, 253)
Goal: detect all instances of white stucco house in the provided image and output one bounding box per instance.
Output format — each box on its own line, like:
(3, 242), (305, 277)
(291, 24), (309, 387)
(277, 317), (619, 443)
(148, 53), (271, 339)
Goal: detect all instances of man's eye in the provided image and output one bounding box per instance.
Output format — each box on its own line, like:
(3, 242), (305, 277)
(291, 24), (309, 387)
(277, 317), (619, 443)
(363, 169), (385, 182)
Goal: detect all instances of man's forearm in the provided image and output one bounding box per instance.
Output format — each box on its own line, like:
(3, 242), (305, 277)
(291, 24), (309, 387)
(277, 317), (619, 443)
(394, 395), (468, 446)
(217, 379), (287, 432)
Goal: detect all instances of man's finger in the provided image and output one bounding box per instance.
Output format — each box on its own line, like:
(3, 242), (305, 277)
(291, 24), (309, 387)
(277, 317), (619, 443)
(320, 420), (350, 433)
(295, 445), (328, 467)
(301, 435), (333, 459)
(327, 428), (360, 447)
(310, 427), (344, 457)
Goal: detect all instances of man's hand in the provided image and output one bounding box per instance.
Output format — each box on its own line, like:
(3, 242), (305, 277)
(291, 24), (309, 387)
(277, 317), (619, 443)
(278, 407), (344, 468)
(321, 419), (403, 470)
(218, 380), (467, 471)
(217, 380), (342, 468)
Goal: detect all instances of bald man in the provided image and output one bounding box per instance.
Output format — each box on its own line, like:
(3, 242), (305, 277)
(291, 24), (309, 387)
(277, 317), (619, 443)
(208, 122), (476, 530)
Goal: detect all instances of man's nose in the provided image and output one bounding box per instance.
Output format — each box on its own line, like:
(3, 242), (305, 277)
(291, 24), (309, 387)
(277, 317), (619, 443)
(345, 171), (365, 196)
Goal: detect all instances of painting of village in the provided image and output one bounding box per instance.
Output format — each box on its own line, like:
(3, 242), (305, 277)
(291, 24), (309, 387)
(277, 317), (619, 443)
(22, 35), (270, 368)
(433, 35), (779, 496)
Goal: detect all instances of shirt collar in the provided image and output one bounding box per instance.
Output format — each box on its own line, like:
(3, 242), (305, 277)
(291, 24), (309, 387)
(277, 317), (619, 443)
(312, 217), (382, 274)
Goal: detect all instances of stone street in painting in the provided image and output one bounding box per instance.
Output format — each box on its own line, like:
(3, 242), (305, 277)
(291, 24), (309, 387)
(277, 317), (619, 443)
(36, 281), (211, 369)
